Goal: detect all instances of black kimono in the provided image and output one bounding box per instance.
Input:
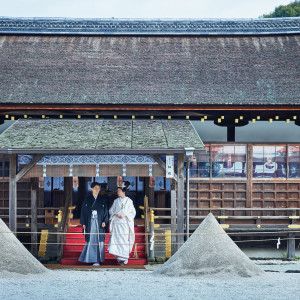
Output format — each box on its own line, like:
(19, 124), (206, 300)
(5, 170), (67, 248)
(78, 193), (108, 263)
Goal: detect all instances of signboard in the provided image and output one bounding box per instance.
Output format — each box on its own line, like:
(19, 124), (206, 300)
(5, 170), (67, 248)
(166, 155), (174, 179)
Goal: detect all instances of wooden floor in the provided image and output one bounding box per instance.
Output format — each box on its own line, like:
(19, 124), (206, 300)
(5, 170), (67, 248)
(45, 264), (146, 270)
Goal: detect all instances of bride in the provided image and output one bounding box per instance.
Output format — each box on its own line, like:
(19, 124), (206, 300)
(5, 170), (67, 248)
(108, 187), (136, 265)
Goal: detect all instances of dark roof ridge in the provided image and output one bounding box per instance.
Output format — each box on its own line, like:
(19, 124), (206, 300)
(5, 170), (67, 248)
(0, 16), (299, 36)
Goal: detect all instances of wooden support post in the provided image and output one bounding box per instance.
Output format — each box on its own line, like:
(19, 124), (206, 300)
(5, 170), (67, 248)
(57, 177), (73, 260)
(219, 210), (225, 224)
(227, 126), (235, 142)
(287, 233), (296, 260)
(31, 178), (38, 257)
(144, 177), (154, 207)
(171, 181), (177, 255)
(9, 154), (17, 234)
(287, 210), (296, 260)
(143, 196), (150, 260)
(177, 154), (185, 248)
(64, 177), (73, 206)
(9, 153), (43, 234)
(246, 144), (252, 216)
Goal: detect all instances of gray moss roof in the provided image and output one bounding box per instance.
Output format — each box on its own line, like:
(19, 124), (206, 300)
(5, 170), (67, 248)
(0, 32), (299, 106)
(0, 119), (204, 153)
(0, 17), (300, 106)
(0, 17), (300, 35)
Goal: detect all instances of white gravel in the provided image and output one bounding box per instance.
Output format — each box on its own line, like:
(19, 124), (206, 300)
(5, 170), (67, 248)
(0, 263), (299, 300)
(0, 219), (49, 275)
(155, 213), (265, 278)
(1, 216), (299, 299)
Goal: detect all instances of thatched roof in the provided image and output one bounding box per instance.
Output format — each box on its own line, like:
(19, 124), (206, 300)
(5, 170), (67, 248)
(0, 119), (204, 153)
(0, 18), (299, 106)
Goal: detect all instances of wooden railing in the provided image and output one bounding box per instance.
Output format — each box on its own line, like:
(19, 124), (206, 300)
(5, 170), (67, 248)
(150, 207), (300, 259)
(149, 207), (300, 229)
(0, 207), (63, 226)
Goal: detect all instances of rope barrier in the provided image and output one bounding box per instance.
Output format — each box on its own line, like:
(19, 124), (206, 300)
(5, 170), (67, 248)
(1, 230), (299, 248)
(18, 237), (300, 246)
(1, 230), (300, 235)
(0, 231), (146, 235)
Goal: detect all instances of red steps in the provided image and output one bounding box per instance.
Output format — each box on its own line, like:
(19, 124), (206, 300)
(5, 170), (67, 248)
(63, 251), (146, 259)
(63, 245), (146, 252)
(61, 225), (147, 265)
(66, 226), (145, 233)
(61, 258), (147, 266)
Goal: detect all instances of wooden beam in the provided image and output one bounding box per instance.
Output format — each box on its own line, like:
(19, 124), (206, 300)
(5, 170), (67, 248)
(15, 154), (43, 182)
(151, 154), (178, 181)
(0, 149), (195, 155)
(177, 154), (185, 248)
(9, 154), (17, 233)
(31, 178), (38, 257)
(1, 103), (300, 111)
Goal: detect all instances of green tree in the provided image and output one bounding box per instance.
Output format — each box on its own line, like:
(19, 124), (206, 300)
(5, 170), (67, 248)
(262, 1), (300, 17)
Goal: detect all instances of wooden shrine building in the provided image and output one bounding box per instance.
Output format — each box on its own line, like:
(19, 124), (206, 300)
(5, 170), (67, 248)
(0, 17), (300, 262)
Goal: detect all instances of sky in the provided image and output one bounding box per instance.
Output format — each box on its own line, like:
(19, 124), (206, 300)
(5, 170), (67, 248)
(0, 0), (295, 19)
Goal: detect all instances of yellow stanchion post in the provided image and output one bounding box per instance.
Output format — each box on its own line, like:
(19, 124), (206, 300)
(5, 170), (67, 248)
(54, 210), (63, 228)
(165, 230), (171, 258)
(68, 206), (76, 227)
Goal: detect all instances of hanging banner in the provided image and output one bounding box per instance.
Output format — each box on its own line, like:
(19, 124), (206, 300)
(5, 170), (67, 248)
(166, 155), (174, 179)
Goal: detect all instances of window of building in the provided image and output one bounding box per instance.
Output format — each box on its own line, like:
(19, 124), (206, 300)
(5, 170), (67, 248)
(189, 145), (246, 179)
(0, 155), (9, 178)
(189, 146), (210, 178)
(253, 145), (286, 178)
(288, 146), (300, 178)
(212, 145), (246, 178)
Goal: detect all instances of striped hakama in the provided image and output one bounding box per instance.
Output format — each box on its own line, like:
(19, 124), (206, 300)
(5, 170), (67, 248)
(79, 215), (105, 263)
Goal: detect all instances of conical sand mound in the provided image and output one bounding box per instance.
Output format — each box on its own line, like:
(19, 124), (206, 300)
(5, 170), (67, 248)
(154, 213), (265, 278)
(0, 219), (49, 275)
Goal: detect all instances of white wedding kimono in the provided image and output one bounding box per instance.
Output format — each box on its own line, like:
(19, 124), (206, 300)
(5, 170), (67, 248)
(108, 197), (136, 264)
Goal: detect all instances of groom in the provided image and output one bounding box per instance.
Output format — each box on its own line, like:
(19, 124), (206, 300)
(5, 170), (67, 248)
(79, 182), (108, 266)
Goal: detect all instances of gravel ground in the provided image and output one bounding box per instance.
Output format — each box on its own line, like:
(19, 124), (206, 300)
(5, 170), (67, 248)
(154, 213), (264, 278)
(0, 219), (48, 275)
(0, 262), (299, 300)
(1, 216), (299, 299)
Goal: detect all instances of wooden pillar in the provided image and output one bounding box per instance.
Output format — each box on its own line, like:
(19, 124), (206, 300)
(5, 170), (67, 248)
(144, 177), (154, 207)
(8, 154), (43, 237)
(177, 154), (185, 247)
(9, 154), (17, 234)
(171, 180), (177, 254)
(31, 178), (38, 257)
(287, 210), (297, 260)
(227, 126), (235, 142)
(64, 177), (73, 205)
(246, 144), (253, 216)
(287, 233), (296, 260)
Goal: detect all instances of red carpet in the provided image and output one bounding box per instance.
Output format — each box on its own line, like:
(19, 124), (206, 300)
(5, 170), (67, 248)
(61, 226), (147, 265)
